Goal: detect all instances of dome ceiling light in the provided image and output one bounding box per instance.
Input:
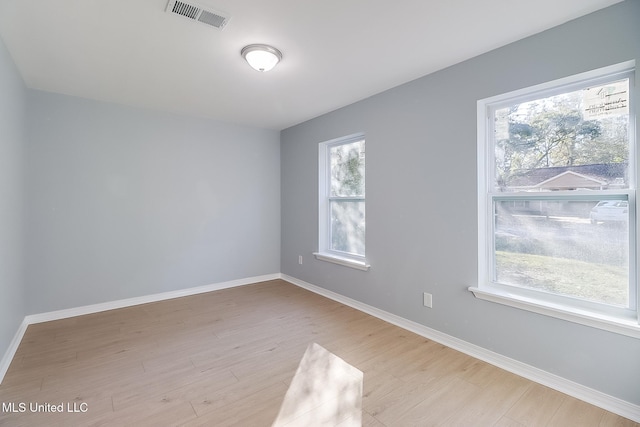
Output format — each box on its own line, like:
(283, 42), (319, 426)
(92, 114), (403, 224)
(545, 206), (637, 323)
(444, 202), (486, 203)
(241, 44), (282, 72)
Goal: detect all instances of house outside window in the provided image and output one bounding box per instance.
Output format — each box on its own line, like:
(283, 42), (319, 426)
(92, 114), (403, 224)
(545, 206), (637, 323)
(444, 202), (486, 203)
(473, 62), (638, 336)
(315, 134), (369, 271)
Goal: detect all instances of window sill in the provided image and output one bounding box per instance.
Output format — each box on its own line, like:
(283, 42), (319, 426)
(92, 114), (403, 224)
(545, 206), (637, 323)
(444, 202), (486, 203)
(313, 252), (370, 271)
(468, 286), (640, 339)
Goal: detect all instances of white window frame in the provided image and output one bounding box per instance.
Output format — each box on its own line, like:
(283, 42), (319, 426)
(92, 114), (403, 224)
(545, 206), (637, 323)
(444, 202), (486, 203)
(314, 133), (370, 271)
(470, 61), (640, 338)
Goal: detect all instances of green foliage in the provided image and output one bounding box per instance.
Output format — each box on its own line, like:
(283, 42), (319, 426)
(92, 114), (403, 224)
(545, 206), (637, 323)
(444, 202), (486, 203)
(495, 90), (628, 189)
(330, 141), (365, 197)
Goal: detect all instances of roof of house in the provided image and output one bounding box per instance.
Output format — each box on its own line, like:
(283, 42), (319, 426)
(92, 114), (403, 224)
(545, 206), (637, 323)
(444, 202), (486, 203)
(507, 163), (627, 189)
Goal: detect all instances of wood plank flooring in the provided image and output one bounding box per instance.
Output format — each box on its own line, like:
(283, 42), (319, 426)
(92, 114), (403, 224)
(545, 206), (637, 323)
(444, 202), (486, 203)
(0, 279), (637, 426)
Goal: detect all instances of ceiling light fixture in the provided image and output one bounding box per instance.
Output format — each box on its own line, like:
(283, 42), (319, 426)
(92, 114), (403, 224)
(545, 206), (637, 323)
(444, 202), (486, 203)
(241, 44), (282, 72)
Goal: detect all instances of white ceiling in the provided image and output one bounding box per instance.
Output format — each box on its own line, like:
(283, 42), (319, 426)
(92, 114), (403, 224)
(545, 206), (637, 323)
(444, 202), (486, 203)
(0, 0), (622, 130)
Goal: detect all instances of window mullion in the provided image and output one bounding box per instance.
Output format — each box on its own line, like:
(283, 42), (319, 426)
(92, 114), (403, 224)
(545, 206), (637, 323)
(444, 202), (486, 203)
(328, 196), (365, 202)
(491, 190), (632, 202)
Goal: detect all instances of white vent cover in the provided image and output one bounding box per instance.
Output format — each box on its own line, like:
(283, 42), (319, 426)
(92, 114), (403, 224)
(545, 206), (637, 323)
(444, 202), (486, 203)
(165, 0), (230, 30)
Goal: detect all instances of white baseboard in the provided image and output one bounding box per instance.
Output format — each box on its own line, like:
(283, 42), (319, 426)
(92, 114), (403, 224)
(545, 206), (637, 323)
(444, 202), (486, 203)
(0, 273), (279, 384)
(0, 318), (29, 385)
(25, 273), (280, 325)
(280, 274), (640, 423)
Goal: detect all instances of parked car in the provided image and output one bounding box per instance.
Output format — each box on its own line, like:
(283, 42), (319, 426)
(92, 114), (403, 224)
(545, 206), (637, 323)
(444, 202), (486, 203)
(589, 200), (628, 224)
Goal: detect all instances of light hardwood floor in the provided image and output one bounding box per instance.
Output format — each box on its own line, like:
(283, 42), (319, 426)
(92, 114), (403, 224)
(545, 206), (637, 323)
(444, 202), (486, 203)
(0, 279), (637, 426)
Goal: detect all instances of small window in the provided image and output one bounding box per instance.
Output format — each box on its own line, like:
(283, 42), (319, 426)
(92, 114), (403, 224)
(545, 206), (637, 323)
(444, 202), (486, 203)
(475, 62), (638, 332)
(315, 134), (368, 270)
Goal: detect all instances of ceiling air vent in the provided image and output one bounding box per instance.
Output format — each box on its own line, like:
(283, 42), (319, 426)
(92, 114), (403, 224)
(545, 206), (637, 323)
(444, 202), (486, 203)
(165, 0), (230, 30)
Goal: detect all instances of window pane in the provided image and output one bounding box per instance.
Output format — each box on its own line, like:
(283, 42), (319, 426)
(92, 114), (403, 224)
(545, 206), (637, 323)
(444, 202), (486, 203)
(494, 199), (629, 307)
(330, 140), (365, 197)
(331, 200), (365, 256)
(493, 79), (629, 192)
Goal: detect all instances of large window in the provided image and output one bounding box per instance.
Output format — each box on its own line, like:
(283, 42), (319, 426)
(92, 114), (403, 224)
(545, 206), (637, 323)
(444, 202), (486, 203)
(474, 62), (638, 335)
(315, 134), (368, 270)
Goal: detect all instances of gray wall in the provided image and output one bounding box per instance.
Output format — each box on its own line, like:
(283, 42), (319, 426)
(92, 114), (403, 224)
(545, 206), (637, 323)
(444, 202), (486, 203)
(0, 37), (26, 358)
(281, 0), (640, 405)
(24, 92), (281, 314)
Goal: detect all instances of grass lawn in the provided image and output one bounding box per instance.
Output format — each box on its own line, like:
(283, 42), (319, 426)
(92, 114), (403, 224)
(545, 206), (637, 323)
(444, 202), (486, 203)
(496, 251), (628, 307)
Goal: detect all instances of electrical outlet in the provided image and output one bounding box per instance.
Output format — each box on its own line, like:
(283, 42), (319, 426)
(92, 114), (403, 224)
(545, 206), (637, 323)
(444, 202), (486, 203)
(423, 292), (433, 308)
(298, 255), (303, 265)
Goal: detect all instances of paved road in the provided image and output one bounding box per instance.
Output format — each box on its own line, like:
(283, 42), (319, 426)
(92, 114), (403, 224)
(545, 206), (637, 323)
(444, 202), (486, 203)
(495, 212), (628, 265)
